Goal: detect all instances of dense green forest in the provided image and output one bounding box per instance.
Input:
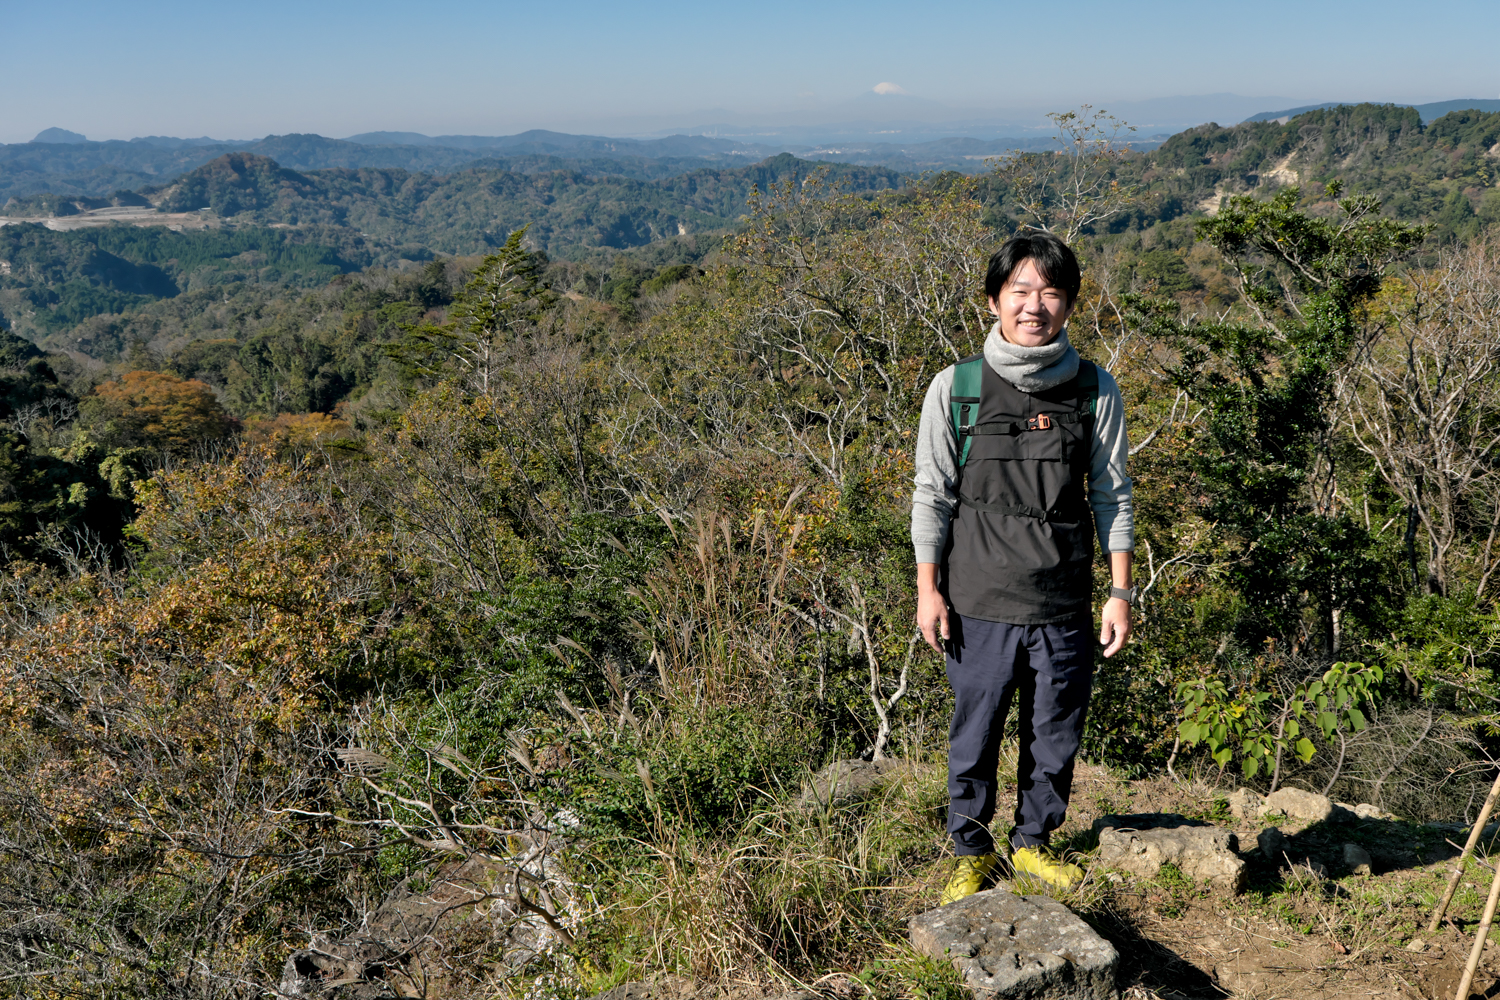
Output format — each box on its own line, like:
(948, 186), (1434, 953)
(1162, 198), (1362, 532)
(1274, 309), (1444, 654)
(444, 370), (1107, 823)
(0, 152), (899, 356)
(3, 101), (1500, 996)
(0, 223), (393, 343)
(130, 151), (903, 254)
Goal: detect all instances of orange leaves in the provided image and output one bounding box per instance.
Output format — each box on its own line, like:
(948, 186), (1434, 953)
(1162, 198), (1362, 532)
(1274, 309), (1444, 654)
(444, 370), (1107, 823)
(6, 447), (395, 733)
(80, 369), (236, 453)
(242, 410), (355, 453)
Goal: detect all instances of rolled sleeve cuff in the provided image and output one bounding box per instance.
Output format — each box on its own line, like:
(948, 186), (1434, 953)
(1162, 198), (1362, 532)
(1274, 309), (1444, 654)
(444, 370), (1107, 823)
(914, 544), (944, 565)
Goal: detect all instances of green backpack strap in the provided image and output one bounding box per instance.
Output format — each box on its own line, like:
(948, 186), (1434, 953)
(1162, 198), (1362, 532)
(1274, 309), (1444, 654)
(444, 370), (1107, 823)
(948, 354), (984, 468)
(948, 356), (1098, 468)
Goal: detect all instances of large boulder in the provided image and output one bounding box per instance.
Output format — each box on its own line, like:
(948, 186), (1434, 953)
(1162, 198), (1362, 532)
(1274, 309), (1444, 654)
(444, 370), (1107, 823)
(909, 890), (1118, 999)
(280, 851), (575, 997)
(794, 758), (902, 810)
(1094, 814), (1246, 893)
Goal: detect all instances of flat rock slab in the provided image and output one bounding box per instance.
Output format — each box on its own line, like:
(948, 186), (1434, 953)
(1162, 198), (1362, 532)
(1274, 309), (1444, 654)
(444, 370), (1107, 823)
(909, 890), (1118, 999)
(1094, 813), (1246, 893)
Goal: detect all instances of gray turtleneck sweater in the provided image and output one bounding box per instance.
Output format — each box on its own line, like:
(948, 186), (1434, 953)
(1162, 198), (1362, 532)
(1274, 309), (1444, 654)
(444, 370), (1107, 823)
(911, 324), (1135, 564)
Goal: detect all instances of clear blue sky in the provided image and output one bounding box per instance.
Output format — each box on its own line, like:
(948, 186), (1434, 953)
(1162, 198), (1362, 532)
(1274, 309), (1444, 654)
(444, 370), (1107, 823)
(3, 0), (1497, 143)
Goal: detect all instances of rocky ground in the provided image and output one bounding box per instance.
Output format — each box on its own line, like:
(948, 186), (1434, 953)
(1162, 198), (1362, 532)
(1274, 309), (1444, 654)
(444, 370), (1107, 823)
(1042, 765), (1500, 999)
(282, 761), (1500, 1000)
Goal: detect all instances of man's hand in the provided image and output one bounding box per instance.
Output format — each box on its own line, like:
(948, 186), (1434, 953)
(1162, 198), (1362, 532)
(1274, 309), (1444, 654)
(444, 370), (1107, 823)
(1099, 597), (1131, 658)
(916, 562), (949, 654)
(1100, 550), (1133, 658)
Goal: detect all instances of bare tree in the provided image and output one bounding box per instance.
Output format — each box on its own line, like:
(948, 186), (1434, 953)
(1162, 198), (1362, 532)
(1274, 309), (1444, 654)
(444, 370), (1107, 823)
(994, 106), (1140, 242)
(1341, 237), (1500, 595)
(718, 171), (993, 491)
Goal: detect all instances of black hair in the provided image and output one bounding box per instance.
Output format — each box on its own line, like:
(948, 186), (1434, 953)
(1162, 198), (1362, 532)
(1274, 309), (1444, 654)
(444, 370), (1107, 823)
(984, 232), (1082, 305)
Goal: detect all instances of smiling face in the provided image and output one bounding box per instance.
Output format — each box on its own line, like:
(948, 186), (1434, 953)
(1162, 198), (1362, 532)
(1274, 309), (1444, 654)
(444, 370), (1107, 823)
(987, 258), (1075, 347)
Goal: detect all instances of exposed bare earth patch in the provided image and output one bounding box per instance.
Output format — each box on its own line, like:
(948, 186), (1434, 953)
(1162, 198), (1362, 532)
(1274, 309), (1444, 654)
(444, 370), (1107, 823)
(1196, 183), (1228, 216)
(0, 205), (220, 231)
(1049, 765), (1500, 999)
(1264, 152), (1300, 187)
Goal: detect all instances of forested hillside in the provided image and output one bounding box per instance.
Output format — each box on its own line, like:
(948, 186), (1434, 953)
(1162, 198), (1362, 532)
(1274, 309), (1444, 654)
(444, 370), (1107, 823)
(0, 152), (900, 354)
(4, 101), (1500, 996)
(0, 130), (789, 202)
(0, 223), (391, 345)
(1131, 104), (1500, 238)
(135, 151), (904, 254)
(6, 103), (1498, 364)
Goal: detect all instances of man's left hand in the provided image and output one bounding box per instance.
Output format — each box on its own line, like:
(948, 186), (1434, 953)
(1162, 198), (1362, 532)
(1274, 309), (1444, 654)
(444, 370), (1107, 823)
(1099, 598), (1131, 658)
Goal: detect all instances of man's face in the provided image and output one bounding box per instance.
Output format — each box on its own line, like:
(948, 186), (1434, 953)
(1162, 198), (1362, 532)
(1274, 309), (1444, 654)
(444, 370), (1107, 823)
(987, 258), (1074, 347)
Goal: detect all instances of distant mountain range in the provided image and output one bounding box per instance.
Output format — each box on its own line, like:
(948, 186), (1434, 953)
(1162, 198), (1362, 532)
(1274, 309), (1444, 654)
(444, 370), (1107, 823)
(9, 95), (1499, 219)
(0, 129), (1154, 205)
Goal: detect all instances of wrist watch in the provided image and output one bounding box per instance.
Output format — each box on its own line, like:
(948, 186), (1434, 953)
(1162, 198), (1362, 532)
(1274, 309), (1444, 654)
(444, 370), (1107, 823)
(1109, 585), (1137, 605)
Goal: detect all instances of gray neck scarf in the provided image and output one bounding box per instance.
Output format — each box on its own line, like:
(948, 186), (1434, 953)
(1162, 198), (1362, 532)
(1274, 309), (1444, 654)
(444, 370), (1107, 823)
(983, 321), (1079, 393)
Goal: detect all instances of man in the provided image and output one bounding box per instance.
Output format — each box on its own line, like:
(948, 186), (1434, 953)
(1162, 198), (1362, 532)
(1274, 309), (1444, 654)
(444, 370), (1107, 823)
(911, 232), (1134, 903)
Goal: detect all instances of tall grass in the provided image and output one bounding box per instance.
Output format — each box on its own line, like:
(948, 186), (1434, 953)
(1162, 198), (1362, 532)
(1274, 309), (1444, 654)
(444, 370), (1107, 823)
(632, 509), (804, 712)
(587, 760), (953, 985)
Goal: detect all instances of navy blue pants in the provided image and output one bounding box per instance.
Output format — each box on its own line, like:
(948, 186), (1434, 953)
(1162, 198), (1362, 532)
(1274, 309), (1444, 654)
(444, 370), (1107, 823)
(946, 612), (1094, 856)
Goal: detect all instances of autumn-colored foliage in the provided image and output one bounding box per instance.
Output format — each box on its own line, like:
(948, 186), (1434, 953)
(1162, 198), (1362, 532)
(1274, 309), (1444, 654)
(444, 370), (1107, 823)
(242, 410), (355, 452)
(80, 369), (236, 453)
(0, 448), (413, 992)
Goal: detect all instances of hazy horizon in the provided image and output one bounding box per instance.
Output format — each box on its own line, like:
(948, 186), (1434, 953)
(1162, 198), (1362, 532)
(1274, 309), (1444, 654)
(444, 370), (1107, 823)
(4, 0), (1498, 145)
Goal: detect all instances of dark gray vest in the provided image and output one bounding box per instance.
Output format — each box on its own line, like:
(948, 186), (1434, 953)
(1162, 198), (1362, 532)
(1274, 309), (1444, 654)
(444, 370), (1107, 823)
(942, 359), (1096, 624)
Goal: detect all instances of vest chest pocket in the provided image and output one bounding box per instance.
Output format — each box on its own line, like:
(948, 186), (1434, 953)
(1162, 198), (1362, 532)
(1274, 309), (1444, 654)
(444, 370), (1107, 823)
(964, 418), (1078, 463)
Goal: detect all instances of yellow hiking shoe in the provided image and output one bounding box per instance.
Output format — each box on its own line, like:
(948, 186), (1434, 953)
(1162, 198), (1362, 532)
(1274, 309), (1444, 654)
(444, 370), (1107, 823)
(1011, 845), (1083, 888)
(940, 853), (1003, 905)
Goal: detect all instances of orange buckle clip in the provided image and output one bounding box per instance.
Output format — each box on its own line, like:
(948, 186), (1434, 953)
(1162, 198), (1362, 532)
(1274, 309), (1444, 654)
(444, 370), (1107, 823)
(1027, 414), (1053, 431)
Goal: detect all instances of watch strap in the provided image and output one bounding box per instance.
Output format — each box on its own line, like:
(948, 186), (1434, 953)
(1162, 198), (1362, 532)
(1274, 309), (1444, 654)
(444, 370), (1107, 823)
(1109, 585), (1136, 605)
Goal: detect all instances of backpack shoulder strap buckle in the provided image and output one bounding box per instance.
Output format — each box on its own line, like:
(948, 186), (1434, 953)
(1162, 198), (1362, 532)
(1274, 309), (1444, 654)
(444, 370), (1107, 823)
(1026, 413), (1053, 431)
(948, 354), (986, 468)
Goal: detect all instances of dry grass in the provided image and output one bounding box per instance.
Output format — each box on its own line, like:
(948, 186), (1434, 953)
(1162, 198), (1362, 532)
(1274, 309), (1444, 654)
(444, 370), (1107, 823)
(585, 760), (952, 987)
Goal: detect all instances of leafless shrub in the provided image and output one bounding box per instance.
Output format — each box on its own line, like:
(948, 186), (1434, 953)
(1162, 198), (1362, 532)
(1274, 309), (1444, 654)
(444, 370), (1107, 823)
(994, 106), (1141, 242)
(274, 708), (587, 998)
(1270, 708), (1489, 820)
(1341, 236), (1500, 595)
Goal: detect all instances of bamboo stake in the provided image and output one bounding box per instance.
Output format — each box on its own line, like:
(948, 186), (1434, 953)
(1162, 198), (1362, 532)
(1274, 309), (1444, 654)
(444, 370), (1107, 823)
(1432, 770), (1500, 933)
(1455, 857), (1500, 1000)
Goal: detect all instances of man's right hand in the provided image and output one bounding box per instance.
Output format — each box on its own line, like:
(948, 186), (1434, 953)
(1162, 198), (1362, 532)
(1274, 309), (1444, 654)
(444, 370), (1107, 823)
(916, 563), (949, 654)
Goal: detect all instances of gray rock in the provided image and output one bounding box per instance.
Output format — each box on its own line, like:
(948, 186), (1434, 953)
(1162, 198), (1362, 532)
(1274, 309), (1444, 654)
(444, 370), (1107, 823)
(1257, 826), (1288, 862)
(1354, 802), (1394, 821)
(794, 758), (902, 810)
(1261, 786), (1334, 823)
(1226, 788), (1264, 822)
(281, 851), (574, 997)
(909, 890), (1118, 999)
(1093, 814), (1246, 893)
(1343, 843), (1373, 875)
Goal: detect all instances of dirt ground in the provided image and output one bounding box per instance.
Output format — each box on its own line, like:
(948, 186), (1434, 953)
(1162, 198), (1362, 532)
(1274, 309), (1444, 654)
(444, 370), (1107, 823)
(1051, 765), (1500, 1000)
